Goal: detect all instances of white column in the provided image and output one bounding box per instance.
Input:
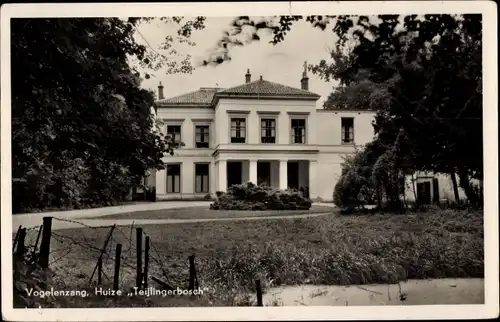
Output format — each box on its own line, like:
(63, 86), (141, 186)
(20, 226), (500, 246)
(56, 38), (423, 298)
(219, 160), (227, 192)
(211, 162), (217, 195)
(279, 160), (288, 190)
(308, 160), (318, 199)
(249, 160), (258, 184)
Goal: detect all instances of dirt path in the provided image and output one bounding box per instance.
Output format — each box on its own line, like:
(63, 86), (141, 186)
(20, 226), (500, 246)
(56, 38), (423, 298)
(12, 211), (333, 232)
(11, 201), (211, 231)
(263, 278), (485, 306)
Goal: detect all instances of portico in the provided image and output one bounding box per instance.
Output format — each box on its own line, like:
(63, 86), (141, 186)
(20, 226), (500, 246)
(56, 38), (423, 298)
(215, 158), (317, 198)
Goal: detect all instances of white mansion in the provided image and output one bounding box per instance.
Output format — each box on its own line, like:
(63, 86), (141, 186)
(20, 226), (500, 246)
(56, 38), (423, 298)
(151, 66), (471, 203)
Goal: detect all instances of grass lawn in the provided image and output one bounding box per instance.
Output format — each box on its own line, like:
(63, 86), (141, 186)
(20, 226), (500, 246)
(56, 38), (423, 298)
(16, 208), (483, 308)
(84, 204), (335, 220)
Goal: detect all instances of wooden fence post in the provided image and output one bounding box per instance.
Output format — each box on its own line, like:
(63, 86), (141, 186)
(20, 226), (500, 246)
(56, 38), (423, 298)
(12, 225), (22, 252)
(113, 244), (122, 291)
(15, 228), (27, 257)
(255, 279), (263, 306)
(97, 257), (103, 285)
(136, 228), (143, 289)
(88, 224), (116, 284)
(39, 217), (53, 268)
(144, 236), (150, 289)
(188, 255), (199, 291)
(31, 225), (43, 260)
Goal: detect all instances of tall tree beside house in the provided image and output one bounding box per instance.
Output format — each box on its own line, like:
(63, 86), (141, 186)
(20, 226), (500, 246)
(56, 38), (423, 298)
(209, 14), (483, 206)
(325, 15), (482, 206)
(11, 17), (205, 212)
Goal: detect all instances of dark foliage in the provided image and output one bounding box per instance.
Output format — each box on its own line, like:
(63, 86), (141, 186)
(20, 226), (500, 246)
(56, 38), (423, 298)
(11, 17), (205, 213)
(210, 182), (312, 211)
(207, 15), (483, 210)
(13, 253), (57, 308)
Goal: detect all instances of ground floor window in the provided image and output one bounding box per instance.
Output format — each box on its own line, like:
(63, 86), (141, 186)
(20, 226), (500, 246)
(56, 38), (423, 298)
(257, 162), (271, 186)
(287, 161), (299, 189)
(195, 163), (210, 193)
(166, 164), (181, 193)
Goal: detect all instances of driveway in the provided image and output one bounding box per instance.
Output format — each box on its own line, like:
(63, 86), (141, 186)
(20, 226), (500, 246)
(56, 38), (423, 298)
(13, 212), (332, 232)
(11, 201), (211, 232)
(11, 201), (335, 232)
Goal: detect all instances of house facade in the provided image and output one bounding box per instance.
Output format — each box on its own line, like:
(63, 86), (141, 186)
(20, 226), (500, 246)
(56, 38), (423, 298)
(152, 66), (376, 202)
(151, 66), (476, 203)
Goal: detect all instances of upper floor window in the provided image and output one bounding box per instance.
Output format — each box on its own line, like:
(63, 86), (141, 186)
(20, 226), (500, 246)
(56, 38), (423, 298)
(230, 118), (246, 143)
(195, 125), (209, 148)
(166, 125), (181, 143)
(261, 119), (276, 144)
(341, 117), (354, 144)
(291, 119), (306, 144)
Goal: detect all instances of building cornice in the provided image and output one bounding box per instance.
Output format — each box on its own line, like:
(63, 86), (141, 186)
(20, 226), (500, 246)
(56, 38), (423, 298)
(287, 111), (311, 116)
(257, 111), (281, 115)
(226, 110), (251, 115)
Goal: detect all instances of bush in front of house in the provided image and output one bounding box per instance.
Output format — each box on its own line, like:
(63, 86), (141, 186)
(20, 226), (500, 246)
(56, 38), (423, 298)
(210, 182), (312, 210)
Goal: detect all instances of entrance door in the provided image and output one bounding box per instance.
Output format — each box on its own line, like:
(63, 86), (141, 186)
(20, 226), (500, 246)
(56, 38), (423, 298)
(287, 161), (299, 190)
(257, 162), (271, 186)
(227, 162), (242, 188)
(417, 181), (432, 205)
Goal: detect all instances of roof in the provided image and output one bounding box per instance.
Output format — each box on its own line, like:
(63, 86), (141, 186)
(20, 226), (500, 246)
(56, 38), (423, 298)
(155, 87), (223, 107)
(155, 78), (321, 108)
(217, 79), (320, 99)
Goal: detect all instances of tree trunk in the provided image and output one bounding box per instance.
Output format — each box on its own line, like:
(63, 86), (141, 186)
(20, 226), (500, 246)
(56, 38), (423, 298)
(411, 173), (418, 204)
(449, 170), (460, 203)
(457, 168), (478, 206)
(376, 186), (382, 210)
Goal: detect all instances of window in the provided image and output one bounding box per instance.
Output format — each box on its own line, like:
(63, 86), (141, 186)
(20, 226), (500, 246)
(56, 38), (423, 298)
(291, 119), (306, 144)
(166, 125), (181, 143)
(341, 117), (354, 144)
(195, 163), (209, 193)
(195, 125), (210, 148)
(166, 164), (181, 193)
(261, 119), (276, 143)
(230, 118), (246, 143)
(257, 162), (271, 186)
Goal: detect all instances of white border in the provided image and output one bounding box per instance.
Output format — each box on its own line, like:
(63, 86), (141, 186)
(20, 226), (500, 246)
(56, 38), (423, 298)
(1, 1), (498, 321)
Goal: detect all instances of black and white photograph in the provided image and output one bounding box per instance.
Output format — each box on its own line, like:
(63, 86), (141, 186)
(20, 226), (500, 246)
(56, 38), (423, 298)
(1, 1), (498, 321)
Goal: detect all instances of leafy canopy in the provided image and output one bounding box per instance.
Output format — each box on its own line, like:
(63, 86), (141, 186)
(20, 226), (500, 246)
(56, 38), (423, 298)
(11, 17), (206, 211)
(207, 14), (482, 206)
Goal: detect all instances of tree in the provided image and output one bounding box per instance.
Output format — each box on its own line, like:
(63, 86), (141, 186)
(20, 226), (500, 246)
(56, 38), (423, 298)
(208, 15), (482, 206)
(11, 17), (205, 212)
(333, 143), (379, 209)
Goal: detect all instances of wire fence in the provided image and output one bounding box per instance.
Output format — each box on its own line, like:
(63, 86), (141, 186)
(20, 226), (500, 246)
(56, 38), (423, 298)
(13, 216), (187, 293)
(13, 215), (267, 307)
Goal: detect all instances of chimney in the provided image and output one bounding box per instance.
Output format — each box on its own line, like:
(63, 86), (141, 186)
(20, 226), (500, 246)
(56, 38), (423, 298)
(158, 82), (164, 100)
(300, 61), (309, 91)
(245, 69), (251, 83)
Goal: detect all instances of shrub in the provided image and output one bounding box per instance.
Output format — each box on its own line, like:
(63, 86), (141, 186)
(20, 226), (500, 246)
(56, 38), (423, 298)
(203, 193), (213, 201)
(13, 254), (57, 308)
(145, 186), (156, 202)
(210, 182), (312, 210)
(333, 174), (375, 212)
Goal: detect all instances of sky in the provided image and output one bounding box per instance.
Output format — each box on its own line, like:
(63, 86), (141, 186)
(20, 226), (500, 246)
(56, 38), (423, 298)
(134, 17), (342, 109)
